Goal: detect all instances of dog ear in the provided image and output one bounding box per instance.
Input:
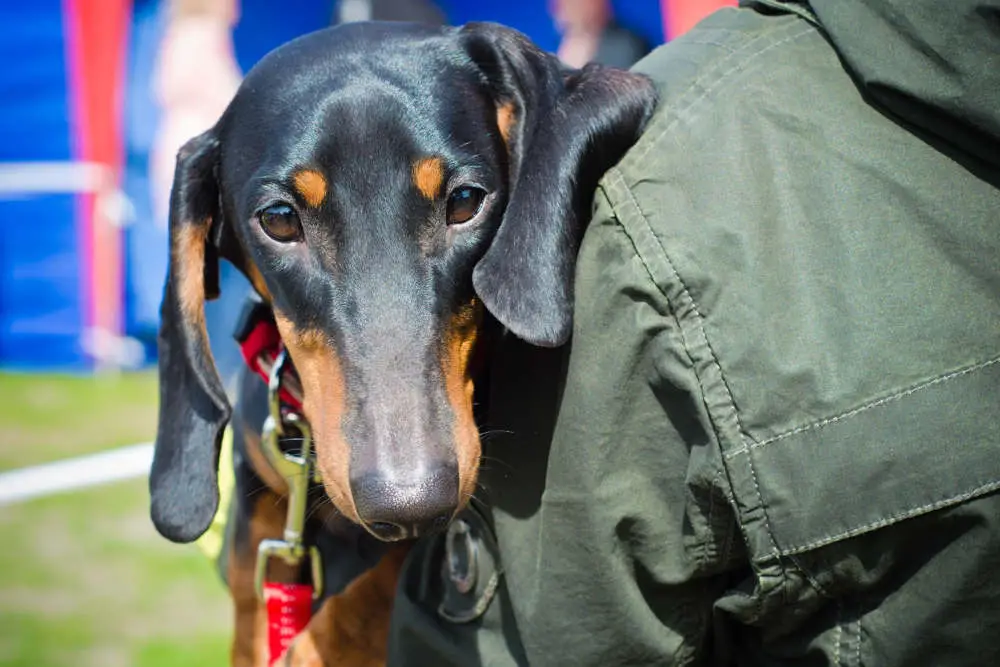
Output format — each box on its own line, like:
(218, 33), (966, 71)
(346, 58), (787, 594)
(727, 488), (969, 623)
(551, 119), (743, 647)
(460, 22), (656, 347)
(149, 129), (233, 543)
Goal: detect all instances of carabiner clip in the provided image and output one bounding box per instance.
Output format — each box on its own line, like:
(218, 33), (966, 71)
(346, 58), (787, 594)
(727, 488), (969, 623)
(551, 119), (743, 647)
(254, 349), (324, 600)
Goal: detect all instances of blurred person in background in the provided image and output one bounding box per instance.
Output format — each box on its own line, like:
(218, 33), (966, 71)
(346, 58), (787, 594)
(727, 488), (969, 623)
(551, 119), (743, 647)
(552, 0), (649, 68)
(337, 0), (445, 23)
(152, 0), (246, 386)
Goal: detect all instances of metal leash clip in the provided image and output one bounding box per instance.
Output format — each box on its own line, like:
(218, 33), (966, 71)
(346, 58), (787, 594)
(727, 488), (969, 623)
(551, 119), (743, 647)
(254, 349), (324, 601)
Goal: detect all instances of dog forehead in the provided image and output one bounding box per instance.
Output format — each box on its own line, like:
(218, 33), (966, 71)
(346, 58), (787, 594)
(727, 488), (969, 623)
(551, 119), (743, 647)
(220, 89), (454, 203)
(219, 23), (491, 175)
(234, 22), (459, 108)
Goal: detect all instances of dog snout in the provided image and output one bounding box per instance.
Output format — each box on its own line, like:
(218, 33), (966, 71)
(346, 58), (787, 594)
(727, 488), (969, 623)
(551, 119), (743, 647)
(350, 464), (459, 541)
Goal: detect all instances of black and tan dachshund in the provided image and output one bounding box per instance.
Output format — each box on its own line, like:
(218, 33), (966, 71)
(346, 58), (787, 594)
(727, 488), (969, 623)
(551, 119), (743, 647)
(149, 20), (656, 666)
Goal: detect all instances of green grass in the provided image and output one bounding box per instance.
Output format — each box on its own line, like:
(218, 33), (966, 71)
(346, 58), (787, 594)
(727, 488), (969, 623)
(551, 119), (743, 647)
(0, 371), (161, 470)
(0, 372), (232, 667)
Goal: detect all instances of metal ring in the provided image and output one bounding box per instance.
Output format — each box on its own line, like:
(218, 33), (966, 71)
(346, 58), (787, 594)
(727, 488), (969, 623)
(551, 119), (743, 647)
(445, 519), (478, 595)
(267, 349), (292, 437)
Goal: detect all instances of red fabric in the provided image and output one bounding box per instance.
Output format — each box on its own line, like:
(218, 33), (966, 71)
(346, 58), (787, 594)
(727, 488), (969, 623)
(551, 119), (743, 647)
(239, 319), (303, 411)
(662, 0), (737, 40)
(65, 0), (130, 363)
(264, 582), (314, 665)
(239, 317), (281, 370)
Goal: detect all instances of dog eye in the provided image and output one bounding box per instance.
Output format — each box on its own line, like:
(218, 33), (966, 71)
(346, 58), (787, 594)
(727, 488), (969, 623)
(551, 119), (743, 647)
(258, 204), (302, 242)
(446, 187), (486, 226)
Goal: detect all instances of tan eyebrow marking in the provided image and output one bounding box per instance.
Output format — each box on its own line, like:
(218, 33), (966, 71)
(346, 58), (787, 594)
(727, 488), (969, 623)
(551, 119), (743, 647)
(294, 169), (327, 208)
(412, 156), (444, 200)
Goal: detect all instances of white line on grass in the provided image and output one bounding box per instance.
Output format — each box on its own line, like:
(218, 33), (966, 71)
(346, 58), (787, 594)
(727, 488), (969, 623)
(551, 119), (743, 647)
(0, 443), (154, 506)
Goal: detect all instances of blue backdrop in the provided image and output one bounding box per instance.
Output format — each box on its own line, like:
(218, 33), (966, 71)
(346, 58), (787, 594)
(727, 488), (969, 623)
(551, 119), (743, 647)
(2, 0), (662, 370)
(0, 0), (84, 369)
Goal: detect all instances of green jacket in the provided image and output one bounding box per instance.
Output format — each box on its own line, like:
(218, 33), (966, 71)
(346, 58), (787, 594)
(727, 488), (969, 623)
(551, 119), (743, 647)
(389, 2), (1000, 664)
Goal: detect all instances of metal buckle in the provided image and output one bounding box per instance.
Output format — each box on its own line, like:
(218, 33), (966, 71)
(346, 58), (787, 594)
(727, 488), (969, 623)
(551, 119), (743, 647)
(254, 349), (324, 601)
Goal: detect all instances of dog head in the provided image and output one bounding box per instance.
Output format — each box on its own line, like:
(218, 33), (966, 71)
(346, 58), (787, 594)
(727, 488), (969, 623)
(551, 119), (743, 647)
(150, 21), (656, 543)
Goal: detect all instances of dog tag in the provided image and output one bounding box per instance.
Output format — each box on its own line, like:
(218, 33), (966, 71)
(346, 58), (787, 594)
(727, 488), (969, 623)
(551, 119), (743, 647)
(446, 519), (478, 594)
(437, 507), (500, 624)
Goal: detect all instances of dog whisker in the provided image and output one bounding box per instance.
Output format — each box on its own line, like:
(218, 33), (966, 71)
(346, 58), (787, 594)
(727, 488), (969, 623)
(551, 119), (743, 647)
(477, 454), (514, 474)
(477, 429), (515, 446)
(243, 477), (276, 499)
(305, 495), (332, 523)
(461, 489), (490, 509)
(478, 428), (514, 436)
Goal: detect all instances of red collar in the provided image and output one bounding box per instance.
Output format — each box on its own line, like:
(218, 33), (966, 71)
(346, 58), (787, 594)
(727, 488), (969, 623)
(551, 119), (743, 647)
(234, 299), (304, 412)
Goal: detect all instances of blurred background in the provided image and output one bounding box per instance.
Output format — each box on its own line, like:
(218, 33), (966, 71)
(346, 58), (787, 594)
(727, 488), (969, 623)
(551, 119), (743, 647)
(0, 0), (732, 665)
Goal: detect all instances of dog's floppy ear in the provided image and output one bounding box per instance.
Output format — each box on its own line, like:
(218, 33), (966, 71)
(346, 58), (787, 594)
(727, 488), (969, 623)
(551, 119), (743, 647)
(149, 129), (232, 543)
(460, 22), (656, 347)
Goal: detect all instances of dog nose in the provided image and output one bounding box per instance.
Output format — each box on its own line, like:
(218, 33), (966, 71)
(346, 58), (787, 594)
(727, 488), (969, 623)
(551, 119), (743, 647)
(350, 465), (459, 541)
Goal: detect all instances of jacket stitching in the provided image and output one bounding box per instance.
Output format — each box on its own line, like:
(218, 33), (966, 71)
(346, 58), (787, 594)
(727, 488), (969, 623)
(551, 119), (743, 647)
(855, 613), (862, 667)
(769, 478), (1000, 557)
(702, 470), (717, 570)
(675, 39), (740, 54)
(594, 184), (733, 572)
(607, 169), (783, 565)
(834, 600), (843, 667)
(789, 552), (832, 598)
(725, 355), (1000, 460)
(628, 23), (813, 166)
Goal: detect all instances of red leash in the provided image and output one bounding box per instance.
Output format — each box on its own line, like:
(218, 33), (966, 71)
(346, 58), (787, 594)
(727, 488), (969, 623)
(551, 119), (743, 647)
(235, 299), (314, 664)
(264, 583), (314, 663)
